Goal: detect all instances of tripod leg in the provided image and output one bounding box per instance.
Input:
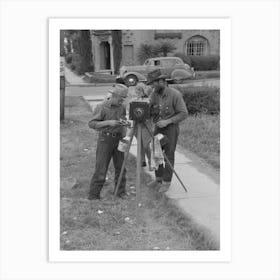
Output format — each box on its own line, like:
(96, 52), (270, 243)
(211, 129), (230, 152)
(136, 124), (142, 210)
(113, 127), (135, 197)
(162, 152), (188, 193)
(143, 122), (188, 193)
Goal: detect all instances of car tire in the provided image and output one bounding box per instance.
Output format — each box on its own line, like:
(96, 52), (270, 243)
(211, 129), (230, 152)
(124, 74), (138, 87)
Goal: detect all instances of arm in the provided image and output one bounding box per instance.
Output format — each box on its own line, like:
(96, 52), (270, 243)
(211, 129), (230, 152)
(169, 91), (188, 124)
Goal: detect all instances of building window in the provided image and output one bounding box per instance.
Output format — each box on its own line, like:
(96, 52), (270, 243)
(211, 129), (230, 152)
(186, 36), (209, 56)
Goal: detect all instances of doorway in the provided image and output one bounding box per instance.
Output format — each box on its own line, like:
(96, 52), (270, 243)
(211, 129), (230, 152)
(100, 41), (111, 70)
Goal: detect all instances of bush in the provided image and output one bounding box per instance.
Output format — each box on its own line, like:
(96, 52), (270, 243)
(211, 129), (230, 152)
(65, 53), (74, 64)
(174, 53), (220, 71)
(174, 86), (220, 115)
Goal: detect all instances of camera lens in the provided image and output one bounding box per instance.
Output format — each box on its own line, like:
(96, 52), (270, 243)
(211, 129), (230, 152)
(134, 107), (144, 118)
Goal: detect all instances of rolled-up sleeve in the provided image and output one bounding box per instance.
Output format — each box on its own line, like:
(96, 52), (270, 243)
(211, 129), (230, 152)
(170, 91), (188, 124)
(88, 104), (104, 130)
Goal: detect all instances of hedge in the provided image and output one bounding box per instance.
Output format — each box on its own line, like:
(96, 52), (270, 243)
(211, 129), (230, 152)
(174, 53), (220, 71)
(173, 85), (220, 115)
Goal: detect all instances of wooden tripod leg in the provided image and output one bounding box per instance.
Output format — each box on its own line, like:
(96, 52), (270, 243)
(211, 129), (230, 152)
(136, 124), (142, 213)
(113, 127), (135, 197)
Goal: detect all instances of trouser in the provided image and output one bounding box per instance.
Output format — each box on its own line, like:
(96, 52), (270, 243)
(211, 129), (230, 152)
(154, 123), (179, 182)
(89, 132), (126, 197)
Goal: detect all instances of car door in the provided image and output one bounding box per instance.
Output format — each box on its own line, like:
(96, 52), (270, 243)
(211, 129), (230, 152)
(146, 59), (163, 75)
(160, 59), (175, 78)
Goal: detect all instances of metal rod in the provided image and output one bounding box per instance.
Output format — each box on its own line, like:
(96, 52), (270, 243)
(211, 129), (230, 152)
(143, 121), (188, 193)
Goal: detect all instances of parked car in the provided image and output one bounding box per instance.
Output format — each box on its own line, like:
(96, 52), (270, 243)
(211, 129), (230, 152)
(116, 57), (195, 86)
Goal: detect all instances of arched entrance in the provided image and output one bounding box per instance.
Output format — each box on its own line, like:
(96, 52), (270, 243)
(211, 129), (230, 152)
(99, 41), (111, 70)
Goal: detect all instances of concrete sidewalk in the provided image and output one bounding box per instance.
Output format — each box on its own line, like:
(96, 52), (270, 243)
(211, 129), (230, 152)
(85, 97), (220, 243)
(128, 141), (220, 242)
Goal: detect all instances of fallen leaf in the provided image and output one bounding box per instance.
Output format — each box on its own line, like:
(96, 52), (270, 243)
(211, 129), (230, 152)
(153, 247), (160, 250)
(62, 231), (68, 235)
(97, 210), (104, 214)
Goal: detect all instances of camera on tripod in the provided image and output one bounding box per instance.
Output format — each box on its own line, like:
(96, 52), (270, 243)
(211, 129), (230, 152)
(129, 100), (159, 123)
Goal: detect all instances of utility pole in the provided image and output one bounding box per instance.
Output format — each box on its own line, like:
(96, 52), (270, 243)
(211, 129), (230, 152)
(60, 30), (65, 121)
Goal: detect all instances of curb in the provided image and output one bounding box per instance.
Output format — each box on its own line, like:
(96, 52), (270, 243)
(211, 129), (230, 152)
(65, 79), (219, 88)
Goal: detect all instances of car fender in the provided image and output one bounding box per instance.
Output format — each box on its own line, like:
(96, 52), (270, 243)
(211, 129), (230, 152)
(123, 71), (146, 82)
(171, 69), (192, 80)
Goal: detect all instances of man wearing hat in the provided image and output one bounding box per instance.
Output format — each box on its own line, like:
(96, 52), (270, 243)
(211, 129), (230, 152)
(147, 69), (188, 193)
(88, 84), (129, 200)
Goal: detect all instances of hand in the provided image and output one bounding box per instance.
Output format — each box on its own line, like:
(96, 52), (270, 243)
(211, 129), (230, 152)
(156, 119), (171, 128)
(106, 120), (121, 127)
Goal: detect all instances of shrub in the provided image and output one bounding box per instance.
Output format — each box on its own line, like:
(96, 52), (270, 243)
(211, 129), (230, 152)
(69, 53), (83, 75)
(65, 53), (74, 64)
(190, 55), (220, 71)
(173, 53), (220, 71)
(174, 86), (220, 115)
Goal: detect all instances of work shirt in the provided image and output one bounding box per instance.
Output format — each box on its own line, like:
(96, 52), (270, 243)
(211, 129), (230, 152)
(150, 87), (188, 124)
(88, 100), (126, 135)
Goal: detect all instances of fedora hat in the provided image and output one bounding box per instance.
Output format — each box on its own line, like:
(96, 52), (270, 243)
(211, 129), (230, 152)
(146, 69), (167, 85)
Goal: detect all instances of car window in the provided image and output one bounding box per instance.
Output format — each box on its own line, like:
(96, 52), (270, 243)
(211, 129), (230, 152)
(154, 60), (161, 66)
(174, 59), (183, 65)
(144, 60), (150, 66)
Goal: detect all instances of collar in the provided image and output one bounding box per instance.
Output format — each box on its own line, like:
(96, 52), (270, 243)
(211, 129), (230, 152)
(104, 100), (122, 108)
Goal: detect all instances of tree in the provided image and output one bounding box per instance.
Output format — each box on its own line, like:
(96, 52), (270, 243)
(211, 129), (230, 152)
(112, 30), (122, 74)
(153, 40), (177, 57)
(78, 30), (93, 74)
(64, 30), (93, 75)
(137, 43), (157, 64)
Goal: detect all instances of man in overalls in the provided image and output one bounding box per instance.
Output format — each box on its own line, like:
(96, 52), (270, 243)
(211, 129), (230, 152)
(88, 84), (128, 200)
(147, 70), (188, 193)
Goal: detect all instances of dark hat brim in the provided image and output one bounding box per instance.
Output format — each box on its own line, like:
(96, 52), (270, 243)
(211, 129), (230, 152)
(146, 74), (167, 85)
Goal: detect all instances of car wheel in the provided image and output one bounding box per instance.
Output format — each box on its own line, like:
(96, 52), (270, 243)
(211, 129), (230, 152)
(125, 74), (138, 87)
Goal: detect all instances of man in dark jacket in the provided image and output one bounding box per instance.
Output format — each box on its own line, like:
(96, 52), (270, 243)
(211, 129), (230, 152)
(147, 69), (188, 193)
(88, 84), (128, 200)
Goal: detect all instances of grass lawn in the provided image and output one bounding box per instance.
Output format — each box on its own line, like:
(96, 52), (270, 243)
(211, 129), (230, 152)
(178, 114), (220, 170)
(60, 96), (218, 250)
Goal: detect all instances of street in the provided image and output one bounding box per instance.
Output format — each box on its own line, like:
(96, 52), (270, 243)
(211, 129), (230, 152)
(66, 85), (111, 97)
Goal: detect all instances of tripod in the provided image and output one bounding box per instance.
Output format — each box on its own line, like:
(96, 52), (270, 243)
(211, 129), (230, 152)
(113, 120), (188, 203)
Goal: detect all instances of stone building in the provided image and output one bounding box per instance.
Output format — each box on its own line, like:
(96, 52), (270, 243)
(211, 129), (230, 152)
(90, 30), (220, 74)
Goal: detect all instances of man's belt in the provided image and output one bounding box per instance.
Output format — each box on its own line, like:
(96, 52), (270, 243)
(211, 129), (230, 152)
(101, 131), (121, 137)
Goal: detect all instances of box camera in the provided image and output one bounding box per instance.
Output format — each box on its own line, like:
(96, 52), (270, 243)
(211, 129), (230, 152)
(129, 101), (150, 122)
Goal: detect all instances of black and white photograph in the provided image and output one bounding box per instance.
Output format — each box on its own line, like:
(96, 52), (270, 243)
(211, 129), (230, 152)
(56, 25), (225, 255)
(1, 0), (280, 279)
